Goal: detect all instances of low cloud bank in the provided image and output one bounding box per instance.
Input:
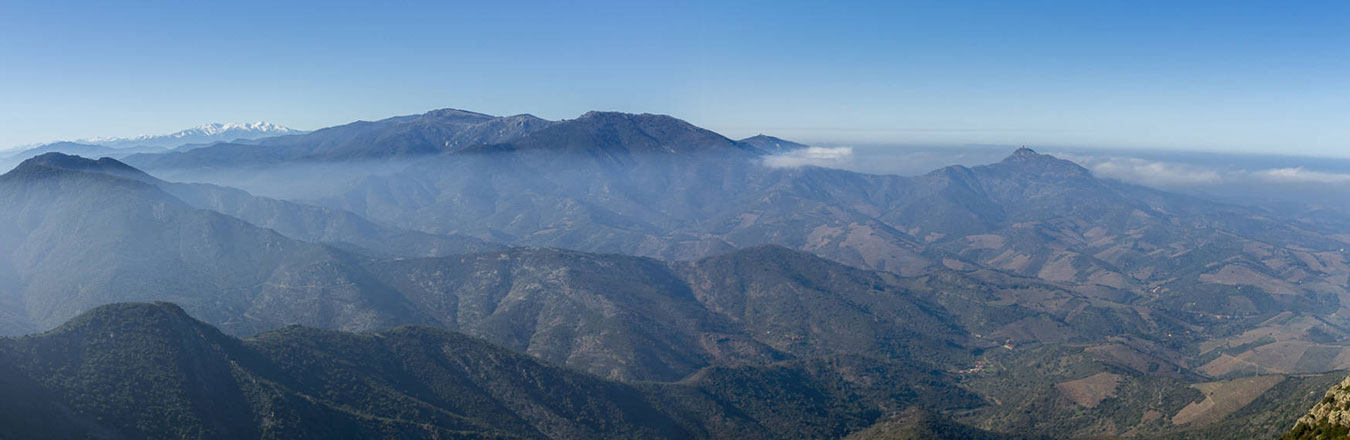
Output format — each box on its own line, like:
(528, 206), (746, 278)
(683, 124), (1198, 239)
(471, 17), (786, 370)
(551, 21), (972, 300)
(1080, 156), (1225, 186)
(763, 146), (855, 168)
(1054, 153), (1350, 189)
(761, 146), (1350, 190)
(1253, 167), (1350, 184)
(751, 144), (1350, 211)
(763, 145), (1350, 210)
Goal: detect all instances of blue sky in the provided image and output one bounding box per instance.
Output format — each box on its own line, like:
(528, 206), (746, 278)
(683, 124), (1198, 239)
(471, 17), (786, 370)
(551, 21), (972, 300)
(1, 1), (1347, 156)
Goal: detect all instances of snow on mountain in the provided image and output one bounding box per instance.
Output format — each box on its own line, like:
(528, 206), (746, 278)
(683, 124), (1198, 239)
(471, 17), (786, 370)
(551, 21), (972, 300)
(78, 122), (307, 149)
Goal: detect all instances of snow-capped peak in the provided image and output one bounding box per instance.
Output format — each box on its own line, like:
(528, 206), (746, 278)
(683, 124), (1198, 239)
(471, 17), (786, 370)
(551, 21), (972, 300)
(75, 122), (307, 149)
(182, 122), (297, 137)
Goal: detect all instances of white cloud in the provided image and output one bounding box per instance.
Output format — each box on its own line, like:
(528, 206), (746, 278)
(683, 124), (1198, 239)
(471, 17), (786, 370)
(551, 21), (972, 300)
(763, 146), (855, 168)
(1056, 153), (1350, 189)
(1070, 156), (1225, 186)
(1252, 167), (1350, 184)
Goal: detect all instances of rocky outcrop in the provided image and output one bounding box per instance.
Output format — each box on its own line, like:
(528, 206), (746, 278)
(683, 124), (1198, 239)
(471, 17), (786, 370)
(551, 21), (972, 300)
(1284, 375), (1350, 440)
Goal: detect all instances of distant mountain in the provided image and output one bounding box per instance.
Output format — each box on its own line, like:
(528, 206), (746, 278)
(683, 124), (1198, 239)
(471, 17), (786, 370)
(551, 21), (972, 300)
(2, 141), (117, 159)
(15, 153), (497, 258)
(122, 110), (808, 199)
(10, 151), (153, 180)
(0, 302), (987, 439)
(738, 134), (809, 153)
(160, 180), (501, 258)
(0, 142), (166, 173)
(0, 153), (456, 335)
(261, 108), (554, 158)
(461, 111), (752, 158)
(125, 109), (554, 170)
(134, 110), (797, 171)
(82, 121), (305, 149)
(0, 123), (304, 171)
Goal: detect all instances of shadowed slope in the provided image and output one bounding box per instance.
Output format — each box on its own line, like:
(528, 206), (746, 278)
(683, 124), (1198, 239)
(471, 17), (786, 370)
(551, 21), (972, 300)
(0, 302), (986, 439)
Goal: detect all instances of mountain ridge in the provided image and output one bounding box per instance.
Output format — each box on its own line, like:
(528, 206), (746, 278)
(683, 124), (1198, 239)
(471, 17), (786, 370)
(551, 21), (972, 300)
(2, 153), (497, 259)
(0, 301), (994, 439)
(126, 109), (805, 174)
(4, 151), (158, 182)
(79, 121), (305, 149)
(0, 154), (453, 335)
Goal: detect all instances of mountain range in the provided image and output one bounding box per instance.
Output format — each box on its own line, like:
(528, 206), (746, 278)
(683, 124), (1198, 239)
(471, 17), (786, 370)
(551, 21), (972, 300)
(0, 122), (308, 174)
(2, 107), (1349, 438)
(80, 121), (305, 149)
(0, 153), (504, 336)
(0, 302), (992, 439)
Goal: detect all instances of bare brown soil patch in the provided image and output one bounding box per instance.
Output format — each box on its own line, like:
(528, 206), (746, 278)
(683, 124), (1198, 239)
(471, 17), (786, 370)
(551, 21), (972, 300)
(1199, 264), (1299, 295)
(1171, 375), (1284, 426)
(1055, 372), (1123, 408)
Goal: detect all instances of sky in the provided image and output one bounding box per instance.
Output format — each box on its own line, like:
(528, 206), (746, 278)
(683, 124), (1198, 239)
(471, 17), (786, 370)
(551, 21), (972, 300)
(1, 0), (1347, 156)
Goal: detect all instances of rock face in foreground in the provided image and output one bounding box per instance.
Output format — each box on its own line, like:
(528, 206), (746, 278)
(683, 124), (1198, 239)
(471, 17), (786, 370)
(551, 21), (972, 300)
(1284, 375), (1350, 440)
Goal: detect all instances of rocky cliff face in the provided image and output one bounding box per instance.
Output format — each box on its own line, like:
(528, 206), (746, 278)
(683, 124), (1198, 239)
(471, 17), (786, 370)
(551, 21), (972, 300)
(1284, 375), (1350, 440)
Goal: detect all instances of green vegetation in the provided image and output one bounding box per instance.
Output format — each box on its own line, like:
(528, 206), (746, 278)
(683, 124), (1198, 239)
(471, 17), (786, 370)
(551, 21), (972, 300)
(957, 345), (1204, 438)
(1283, 420), (1350, 440)
(0, 303), (999, 439)
(846, 407), (1047, 440)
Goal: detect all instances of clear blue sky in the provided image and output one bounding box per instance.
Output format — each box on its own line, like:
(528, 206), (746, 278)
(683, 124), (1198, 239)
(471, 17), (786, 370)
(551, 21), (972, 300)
(1, 1), (1347, 156)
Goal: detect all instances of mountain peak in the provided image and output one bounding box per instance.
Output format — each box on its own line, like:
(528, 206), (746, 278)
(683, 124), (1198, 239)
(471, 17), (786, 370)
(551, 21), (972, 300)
(46, 302), (205, 337)
(420, 108), (498, 121)
(989, 147), (1091, 178)
(575, 110), (675, 123)
(186, 122), (297, 137)
(565, 111), (720, 138)
(738, 134), (808, 154)
(1003, 146), (1044, 161)
(4, 152), (155, 182)
(481, 110), (743, 157)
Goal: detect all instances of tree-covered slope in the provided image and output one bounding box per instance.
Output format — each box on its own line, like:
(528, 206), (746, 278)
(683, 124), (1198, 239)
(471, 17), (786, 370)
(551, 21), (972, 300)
(366, 245), (1010, 382)
(0, 302), (989, 439)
